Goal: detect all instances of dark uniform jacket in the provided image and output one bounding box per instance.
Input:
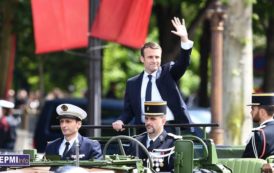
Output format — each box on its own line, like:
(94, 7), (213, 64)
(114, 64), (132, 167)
(118, 48), (192, 126)
(242, 120), (274, 159)
(128, 130), (180, 172)
(45, 133), (102, 160)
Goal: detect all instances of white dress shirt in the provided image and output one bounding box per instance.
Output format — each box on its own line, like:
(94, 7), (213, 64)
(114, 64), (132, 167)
(146, 131), (162, 148)
(141, 71), (175, 122)
(58, 134), (78, 155)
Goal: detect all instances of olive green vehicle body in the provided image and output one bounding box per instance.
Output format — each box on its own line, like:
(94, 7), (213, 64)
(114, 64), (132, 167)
(5, 134), (272, 173)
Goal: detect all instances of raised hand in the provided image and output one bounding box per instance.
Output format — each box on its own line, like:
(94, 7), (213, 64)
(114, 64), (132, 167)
(171, 17), (189, 42)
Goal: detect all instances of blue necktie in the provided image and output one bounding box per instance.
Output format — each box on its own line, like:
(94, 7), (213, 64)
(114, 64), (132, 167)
(62, 142), (70, 157)
(148, 140), (154, 151)
(149, 140), (153, 147)
(145, 75), (152, 101)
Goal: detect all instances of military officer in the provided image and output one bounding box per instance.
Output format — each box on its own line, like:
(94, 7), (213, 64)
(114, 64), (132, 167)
(242, 93), (274, 159)
(128, 101), (181, 172)
(45, 103), (102, 160)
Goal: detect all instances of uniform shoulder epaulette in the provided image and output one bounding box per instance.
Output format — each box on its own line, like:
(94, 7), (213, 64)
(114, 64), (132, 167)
(252, 125), (266, 132)
(133, 132), (147, 138)
(48, 137), (62, 144)
(167, 133), (182, 139)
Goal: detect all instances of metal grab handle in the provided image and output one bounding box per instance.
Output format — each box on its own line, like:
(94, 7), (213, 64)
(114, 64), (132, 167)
(75, 140), (80, 167)
(183, 135), (209, 160)
(102, 135), (154, 170)
(117, 139), (126, 156)
(51, 123), (219, 129)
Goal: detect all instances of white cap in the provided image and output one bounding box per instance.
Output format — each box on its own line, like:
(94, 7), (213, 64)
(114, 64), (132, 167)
(56, 103), (87, 120)
(0, 100), (15, 109)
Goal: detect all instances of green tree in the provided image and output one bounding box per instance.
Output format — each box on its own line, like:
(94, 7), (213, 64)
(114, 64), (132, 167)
(0, 0), (16, 98)
(253, 1), (274, 92)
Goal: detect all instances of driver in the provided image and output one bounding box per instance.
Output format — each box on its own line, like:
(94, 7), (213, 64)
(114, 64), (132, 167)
(128, 101), (181, 172)
(45, 103), (102, 160)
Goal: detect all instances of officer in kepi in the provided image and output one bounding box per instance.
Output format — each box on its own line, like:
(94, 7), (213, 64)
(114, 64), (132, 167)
(242, 93), (274, 159)
(128, 101), (181, 172)
(45, 103), (102, 160)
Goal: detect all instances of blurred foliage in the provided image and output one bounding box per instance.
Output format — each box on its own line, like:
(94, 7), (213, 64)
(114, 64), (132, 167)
(252, 0), (273, 49)
(181, 48), (201, 96)
(103, 43), (142, 99)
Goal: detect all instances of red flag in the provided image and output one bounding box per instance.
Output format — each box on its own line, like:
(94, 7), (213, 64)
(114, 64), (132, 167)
(31, 0), (89, 54)
(5, 35), (16, 99)
(91, 0), (153, 49)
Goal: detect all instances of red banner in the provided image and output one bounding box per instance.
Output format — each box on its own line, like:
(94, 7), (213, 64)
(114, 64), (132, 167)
(91, 0), (153, 49)
(5, 35), (16, 99)
(31, 0), (89, 54)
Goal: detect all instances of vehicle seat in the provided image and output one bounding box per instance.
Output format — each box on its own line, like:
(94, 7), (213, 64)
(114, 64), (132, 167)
(219, 158), (267, 173)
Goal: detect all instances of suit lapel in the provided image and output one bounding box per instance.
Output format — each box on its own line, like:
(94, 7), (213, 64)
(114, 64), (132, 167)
(143, 136), (148, 147)
(135, 72), (144, 118)
(156, 66), (162, 80)
(135, 134), (147, 157)
(155, 67), (167, 100)
(264, 120), (274, 126)
(55, 138), (63, 155)
(63, 134), (83, 159)
(150, 130), (167, 150)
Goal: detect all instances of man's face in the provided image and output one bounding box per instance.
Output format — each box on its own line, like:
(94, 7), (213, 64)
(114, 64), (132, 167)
(60, 118), (81, 138)
(140, 48), (162, 74)
(251, 106), (261, 123)
(145, 115), (166, 135)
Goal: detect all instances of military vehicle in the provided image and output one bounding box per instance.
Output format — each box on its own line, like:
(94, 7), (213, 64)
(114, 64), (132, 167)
(33, 98), (211, 153)
(1, 124), (271, 173)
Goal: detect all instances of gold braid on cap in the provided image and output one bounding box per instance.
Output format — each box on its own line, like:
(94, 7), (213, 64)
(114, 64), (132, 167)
(61, 105), (68, 111)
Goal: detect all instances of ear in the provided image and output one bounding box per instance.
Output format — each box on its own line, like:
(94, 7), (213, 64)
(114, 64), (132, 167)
(259, 108), (267, 116)
(162, 116), (167, 125)
(77, 121), (82, 128)
(140, 56), (144, 63)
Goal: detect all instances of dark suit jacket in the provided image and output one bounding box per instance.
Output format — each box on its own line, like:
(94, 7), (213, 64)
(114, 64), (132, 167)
(45, 133), (102, 160)
(128, 130), (178, 172)
(118, 48), (192, 125)
(242, 121), (274, 159)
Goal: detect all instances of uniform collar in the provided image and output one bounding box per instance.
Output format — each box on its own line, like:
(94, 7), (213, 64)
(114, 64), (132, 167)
(63, 133), (79, 145)
(144, 71), (157, 79)
(147, 129), (167, 143)
(260, 119), (274, 126)
(252, 119), (274, 131)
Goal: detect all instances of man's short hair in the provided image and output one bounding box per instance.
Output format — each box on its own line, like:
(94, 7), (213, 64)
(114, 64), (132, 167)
(259, 105), (274, 117)
(140, 42), (161, 57)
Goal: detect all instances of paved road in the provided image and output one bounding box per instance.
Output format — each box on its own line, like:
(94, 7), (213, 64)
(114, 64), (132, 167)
(15, 129), (34, 151)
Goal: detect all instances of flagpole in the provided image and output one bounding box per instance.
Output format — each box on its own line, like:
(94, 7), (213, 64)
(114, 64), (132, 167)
(87, 0), (101, 137)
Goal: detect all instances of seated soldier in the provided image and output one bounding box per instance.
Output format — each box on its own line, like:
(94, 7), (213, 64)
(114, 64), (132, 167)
(128, 101), (181, 172)
(45, 103), (102, 160)
(242, 93), (274, 159)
